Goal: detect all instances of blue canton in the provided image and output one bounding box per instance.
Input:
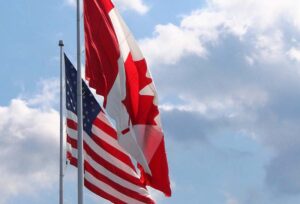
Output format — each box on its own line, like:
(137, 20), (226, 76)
(65, 54), (101, 136)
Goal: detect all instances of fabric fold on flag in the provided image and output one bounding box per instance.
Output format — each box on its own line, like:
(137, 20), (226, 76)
(84, 0), (171, 196)
(64, 54), (155, 204)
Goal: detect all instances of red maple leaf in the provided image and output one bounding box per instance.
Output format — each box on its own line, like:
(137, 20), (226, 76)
(122, 54), (159, 125)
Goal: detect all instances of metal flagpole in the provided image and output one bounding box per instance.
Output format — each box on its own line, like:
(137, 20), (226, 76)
(76, 0), (84, 204)
(59, 40), (64, 204)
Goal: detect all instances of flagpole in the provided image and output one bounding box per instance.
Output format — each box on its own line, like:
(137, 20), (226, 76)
(76, 0), (84, 204)
(59, 40), (64, 204)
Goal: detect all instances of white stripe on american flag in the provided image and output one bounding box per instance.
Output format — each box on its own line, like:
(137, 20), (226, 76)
(69, 148), (150, 196)
(68, 150), (152, 204)
(67, 126), (137, 176)
(85, 171), (147, 204)
(97, 111), (113, 126)
(67, 111), (131, 162)
(66, 110), (77, 123)
(91, 125), (129, 156)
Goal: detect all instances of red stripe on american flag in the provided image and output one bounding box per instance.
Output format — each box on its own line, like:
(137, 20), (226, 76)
(85, 178), (126, 204)
(67, 119), (77, 129)
(84, 142), (144, 186)
(85, 162), (154, 204)
(93, 116), (117, 139)
(67, 132), (137, 175)
(90, 132), (136, 170)
(66, 133), (145, 186)
(68, 154), (153, 204)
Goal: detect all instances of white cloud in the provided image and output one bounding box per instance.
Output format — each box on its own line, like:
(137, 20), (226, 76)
(0, 81), (60, 203)
(140, 0), (300, 66)
(160, 86), (268, 121)
(287, 47), (300, 62)
(65, 0), (76, 7)
(114, 0), (148, 14)
(26, 78), (60, 108)
(252, 31), (285, 63)
(140, 23), (206, 65)
(224, 193), (239, 204)
(245, 55), (254, 65)
(210, 0), (300, 31)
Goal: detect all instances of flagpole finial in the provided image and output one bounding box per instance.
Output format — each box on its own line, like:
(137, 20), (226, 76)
(59, 38), (64, 204)
(59, 40), (64, 47)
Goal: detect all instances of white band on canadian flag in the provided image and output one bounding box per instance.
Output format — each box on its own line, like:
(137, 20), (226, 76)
(109, 8), (144, 61)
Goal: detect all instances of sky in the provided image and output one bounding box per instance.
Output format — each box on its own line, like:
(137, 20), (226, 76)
(2, 0), (300, 203)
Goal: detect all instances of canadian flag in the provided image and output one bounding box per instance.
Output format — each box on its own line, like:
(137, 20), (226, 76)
(84, 0), (171, 197)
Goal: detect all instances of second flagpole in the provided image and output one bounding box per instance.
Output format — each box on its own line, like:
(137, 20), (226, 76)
(76, 0), (84, 204)
(59, 40), (64, 204)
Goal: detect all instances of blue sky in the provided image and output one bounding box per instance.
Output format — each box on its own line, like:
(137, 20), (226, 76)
(2, 0), (300, 204)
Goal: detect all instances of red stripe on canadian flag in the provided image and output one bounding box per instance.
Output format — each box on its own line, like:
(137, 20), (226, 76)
(84, 0), (171, 197)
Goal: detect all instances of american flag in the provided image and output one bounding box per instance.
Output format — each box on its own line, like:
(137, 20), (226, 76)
(64, 55), (155, 204)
